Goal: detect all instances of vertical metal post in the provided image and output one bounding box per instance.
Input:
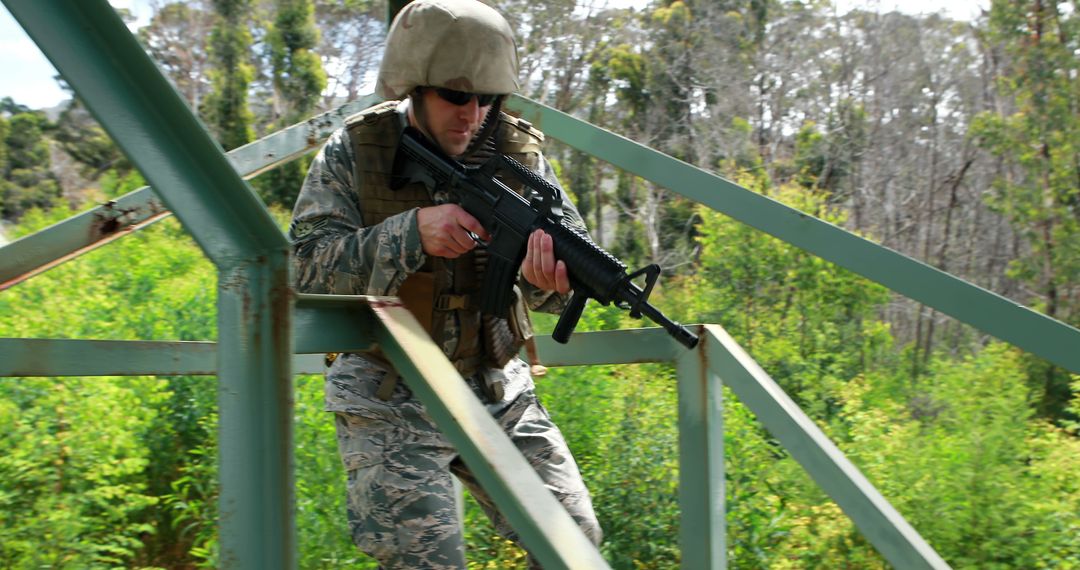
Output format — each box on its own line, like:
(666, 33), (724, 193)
(1, 2), (299, 567)
(677, 329), (725, 569)
(217, 253), (296, 569)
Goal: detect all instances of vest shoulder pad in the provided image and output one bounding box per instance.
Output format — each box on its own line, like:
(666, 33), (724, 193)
(496, 112), (544, 155)
(345, 100), (402, 146)
(345, 100), (400, 129)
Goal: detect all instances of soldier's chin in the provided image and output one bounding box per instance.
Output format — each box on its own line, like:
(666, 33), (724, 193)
(441, 130), (472, 156)
(442, 141), (469, 157)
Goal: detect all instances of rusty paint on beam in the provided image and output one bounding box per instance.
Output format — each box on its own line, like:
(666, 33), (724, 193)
(0, 96), (379, 292)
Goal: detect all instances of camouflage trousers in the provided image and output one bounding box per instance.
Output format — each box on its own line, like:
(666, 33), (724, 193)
(326, 353), (602, 569)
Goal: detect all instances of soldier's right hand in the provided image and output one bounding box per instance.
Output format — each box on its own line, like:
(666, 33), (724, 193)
(416, 204), (490, 258)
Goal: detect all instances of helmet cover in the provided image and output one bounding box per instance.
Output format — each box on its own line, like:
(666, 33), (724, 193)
(376, 0), (520, 99)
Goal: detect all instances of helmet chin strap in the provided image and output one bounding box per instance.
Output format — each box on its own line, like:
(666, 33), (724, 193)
(460, 95), (503, 162)
(406, 90), (435, 145)
(407, 89), (503, 160)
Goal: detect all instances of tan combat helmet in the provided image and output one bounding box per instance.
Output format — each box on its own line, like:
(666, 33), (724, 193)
(376, 0), (520, 99)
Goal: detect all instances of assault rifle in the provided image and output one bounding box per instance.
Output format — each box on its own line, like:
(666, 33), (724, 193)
(393, 126), (699, 349)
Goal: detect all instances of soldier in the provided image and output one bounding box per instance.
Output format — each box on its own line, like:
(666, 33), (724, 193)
(288, 0), (602, 567)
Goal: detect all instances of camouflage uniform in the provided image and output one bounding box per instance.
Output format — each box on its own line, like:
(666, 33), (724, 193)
(289, 100), (602, 568)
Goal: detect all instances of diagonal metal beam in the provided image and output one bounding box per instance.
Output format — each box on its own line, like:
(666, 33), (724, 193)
(505, 96), (1080, 375)
(0, 97), (380, 291)
(3, 0), (286, 265)
(2, 2), (300, 568)
(369, 298), (611, 570)
(702, 324), (951, 569)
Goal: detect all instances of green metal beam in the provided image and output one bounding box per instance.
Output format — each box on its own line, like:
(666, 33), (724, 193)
(1, 2), (298, 567)
(216, 256), (295, 569)
(0, 338), (217, 376)
(0, 295), (376, 377)
(676, 329), (726, 570)
(294, 293), (378, 354)
(225, 96), (379, 179)
(702, 325), (950, 569)
(505, 96), (1080, 375)
(0, 326), (670, 377)
(0, 190), (169, 291)
(370, 299), (611, 570)
(0, 96), (380, 291)
(529, 327), (680, 366)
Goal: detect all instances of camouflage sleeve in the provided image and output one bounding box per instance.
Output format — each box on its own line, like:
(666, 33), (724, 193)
(521, 154), (592, 314)
(289, 128), (426, 296)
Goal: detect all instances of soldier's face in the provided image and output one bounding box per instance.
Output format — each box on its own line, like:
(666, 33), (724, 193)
(415, 88), (493, 157)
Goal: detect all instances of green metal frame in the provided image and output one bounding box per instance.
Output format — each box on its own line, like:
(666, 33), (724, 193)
(0, 4), (610, 566)
(2, 1), (297, 567)
(0, 95), (380, 291)
(505, 97), (1080, 376)
(537, 329), (950, 569)
(2, 0), (1073, 568)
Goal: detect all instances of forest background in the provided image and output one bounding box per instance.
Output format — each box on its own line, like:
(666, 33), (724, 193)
(0, 0), (1078, 568)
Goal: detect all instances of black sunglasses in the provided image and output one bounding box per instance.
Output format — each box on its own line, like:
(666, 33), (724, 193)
(433, 87), (499, 107)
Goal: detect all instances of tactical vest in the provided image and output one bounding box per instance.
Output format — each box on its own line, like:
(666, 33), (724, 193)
(345, 100), (544, 378)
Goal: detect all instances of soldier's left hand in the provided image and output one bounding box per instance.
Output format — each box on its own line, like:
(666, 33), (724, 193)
(521, 229), (570, 294)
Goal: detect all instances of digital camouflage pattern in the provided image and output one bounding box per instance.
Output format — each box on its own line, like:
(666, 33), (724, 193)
(290, 99), (601, 568)
(290, 101), (586, 315)
(291, 123), (424, 298)
(328, 354), (601, 569)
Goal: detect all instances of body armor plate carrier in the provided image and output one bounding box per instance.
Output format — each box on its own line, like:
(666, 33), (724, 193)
(345, 101), (544, 385)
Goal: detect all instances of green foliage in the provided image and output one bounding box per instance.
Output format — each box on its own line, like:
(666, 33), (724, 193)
(268, 0), (326, 119)
(0, 212), (218, 567)
(685, 179), (893, 410)
(98, 169), (147, 200)
(970, 0), (1080, 419)
(204, 0), (257, 151)
(0, 378), (163, 567)
(789, 104), (866, 194)
(1, 110), (60, 220)
(814, 346), (1080, 569)
(253, 0), (326, 207)
(54, 100), (125, 176)
(293, 375), (372, 568)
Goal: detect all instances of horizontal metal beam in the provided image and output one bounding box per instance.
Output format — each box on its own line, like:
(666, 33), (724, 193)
(2, 0), (285, 266)
(505, 96), (1080, 375)
(0, 338), (218, 376)
(0, 295), (377, 377)
(0, 96), (380, 292)
(370, 299), (611, 570)
(702, 324), (950, 569)
(0, 324), (676, 376)
(293, 293), (378, 354)
(530, 327), (680, 366)
(0, 338), (324, 377)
